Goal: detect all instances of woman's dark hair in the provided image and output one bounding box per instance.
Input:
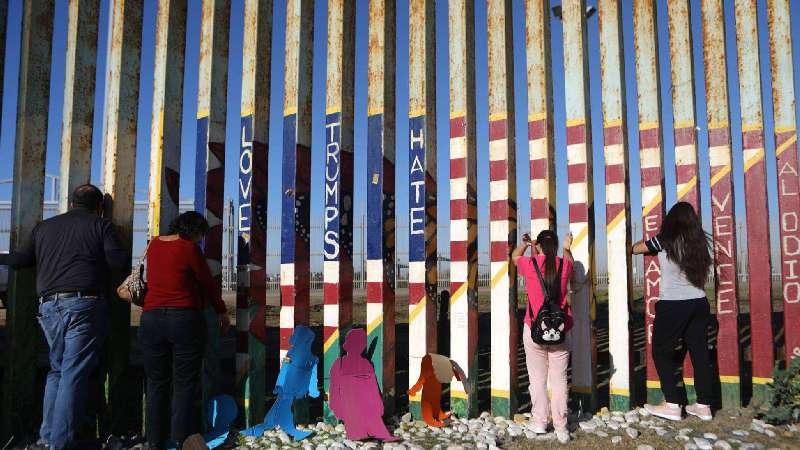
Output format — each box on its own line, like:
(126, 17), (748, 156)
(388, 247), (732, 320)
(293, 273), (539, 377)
(168, 211), (210, 240)
(535, 229), (561, 302)
(659, 202), (712, 289)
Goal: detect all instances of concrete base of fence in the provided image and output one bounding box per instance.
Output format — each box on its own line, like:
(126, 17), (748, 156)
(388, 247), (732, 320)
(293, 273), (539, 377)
(610, 392), (629, 411)
(720, 380), (741, 409)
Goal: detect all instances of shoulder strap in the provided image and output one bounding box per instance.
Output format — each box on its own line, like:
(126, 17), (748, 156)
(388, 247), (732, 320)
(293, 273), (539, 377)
(139, 239), (155, 267)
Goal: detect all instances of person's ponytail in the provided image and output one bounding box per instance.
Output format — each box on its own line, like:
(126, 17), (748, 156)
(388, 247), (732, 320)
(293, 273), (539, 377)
(535, 230), (560, 302)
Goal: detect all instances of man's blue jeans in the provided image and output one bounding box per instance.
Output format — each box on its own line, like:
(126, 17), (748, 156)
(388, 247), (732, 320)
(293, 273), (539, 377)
(37, 295), (107, 450)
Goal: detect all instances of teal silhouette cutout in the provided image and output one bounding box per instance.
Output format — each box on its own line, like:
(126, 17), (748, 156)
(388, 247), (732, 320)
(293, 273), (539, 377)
(241, 326), (319, 440)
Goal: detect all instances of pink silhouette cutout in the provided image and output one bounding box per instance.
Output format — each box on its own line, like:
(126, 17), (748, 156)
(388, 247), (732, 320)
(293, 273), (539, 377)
(329, 328), (399, 441)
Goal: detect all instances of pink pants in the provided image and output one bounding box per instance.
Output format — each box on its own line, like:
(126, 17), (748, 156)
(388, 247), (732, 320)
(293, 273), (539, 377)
(522, 324), (570, 431)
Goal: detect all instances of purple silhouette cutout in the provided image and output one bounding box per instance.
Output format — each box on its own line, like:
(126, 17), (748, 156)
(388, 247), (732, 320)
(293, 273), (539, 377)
(329, 328), (398, 441)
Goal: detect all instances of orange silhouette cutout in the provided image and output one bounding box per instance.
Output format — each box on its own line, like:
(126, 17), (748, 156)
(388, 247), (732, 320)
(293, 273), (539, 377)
(407, 354), (466, 427)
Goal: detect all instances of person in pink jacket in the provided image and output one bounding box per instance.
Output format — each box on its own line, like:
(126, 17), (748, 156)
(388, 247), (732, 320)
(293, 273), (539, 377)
(512, 230), (574, 444)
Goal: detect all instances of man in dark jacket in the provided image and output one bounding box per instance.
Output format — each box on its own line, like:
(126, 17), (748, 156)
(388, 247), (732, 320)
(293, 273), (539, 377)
(0, 184), (128, 450)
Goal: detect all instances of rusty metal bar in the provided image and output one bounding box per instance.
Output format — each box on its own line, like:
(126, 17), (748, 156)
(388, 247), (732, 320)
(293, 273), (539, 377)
(525, 0), (556, 233)
(1, 0), (54, 439)
(562, 0), (596, 411)
(238, 0), (271, 426)
(733, 0), (774, 404)
(487, 0), (517, 418)
(407, 0), (437, 419)
(101, 0), (143, 434)
(58, 0), (99, 213)
(700, 0), (741, 409)
(633, 0), (666, 404)
(322, 0), (356, 424)
(366, 0), (397, 415)
(448, 0), (478, 419)
(598, 0), (633, 411)
(195, 0), (230, 418)
(667, 0), (700, 211)
(767, 0), (800, 364)
(281, 0), (314, 373)
(148, 0), (187, 237)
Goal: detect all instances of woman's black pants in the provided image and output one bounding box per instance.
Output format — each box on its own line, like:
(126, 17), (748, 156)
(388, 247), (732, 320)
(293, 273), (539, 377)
(652, 297), (714, 406)
(139, 308), (206, 448)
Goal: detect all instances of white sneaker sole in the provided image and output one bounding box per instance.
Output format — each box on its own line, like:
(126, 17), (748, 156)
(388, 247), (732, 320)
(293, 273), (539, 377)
(644, 405), (683, 421)
(686, 410), (712, 421)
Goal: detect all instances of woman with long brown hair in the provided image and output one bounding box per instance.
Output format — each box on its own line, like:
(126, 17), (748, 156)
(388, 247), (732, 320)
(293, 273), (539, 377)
(633, 201), (714, 421)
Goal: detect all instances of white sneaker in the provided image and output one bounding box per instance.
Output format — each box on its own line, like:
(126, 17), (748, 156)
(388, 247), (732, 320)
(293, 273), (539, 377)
(528, 423), (547, 434)
(685, 403), (713, 421)
(644, 402), (683, 421)
(555, 429), (570, 443)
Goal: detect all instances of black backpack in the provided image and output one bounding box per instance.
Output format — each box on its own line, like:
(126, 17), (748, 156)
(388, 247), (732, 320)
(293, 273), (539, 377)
(527, 258), (567, 345)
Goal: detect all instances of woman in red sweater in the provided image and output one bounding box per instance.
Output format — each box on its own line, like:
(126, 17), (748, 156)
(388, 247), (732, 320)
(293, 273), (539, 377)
(139, 211), (229, 450)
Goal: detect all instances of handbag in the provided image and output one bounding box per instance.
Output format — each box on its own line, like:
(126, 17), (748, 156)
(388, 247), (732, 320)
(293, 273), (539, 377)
(528, 258), (567, 345)
(116, 240), (152, 307)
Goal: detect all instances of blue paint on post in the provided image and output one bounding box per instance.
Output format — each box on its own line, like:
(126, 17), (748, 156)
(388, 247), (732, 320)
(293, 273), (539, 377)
(239, 115), (254, 253)
(195, 117), (210, 214)
(281, 114), (298, 264)
(366, 114), (384, 261)
(409, 115), (427, 263)
(324, 112), (342, 263)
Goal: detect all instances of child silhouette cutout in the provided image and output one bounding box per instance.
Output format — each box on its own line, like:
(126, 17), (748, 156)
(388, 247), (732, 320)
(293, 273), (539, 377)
(241, 325), (319, 440)
(329, 328), (399, 441)
(408, 353), (467, 427)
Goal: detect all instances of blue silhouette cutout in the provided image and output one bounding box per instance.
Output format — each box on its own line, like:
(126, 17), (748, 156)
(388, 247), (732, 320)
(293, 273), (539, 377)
(241, 326), (319, 440)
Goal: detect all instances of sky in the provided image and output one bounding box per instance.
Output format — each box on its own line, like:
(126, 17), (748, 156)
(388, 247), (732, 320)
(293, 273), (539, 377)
(2, 0), (800, 274)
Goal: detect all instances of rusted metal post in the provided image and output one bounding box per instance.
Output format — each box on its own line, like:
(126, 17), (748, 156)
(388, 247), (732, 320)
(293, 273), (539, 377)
(59, 0), (99, 213)
(633, 0), (666, 404)
(407, 0), (437, 419)
(667, 0), (701, 398)
(700, 0), (742, 409)
(767, 0), (800, 363)
(487, 0), (517, 418)
(195, 0), (230, 416)
(598, 0), (633, 411)
(1, 0), (54, 439)
(238, 0), (271, 426)
(0, 1), (6, 126)
(524, 0), (556, 233)
(562, 0), (596, 411)
(281, 0), (314, 388)
(666, 0), (700, 210)
(366, 0), (397, 415)
(733, 0), (774, 404)
(322, 0), (356, 424)
(101, 0), (143, 434)
(448, 0), (478, 419)
(148, 0), (187, 236)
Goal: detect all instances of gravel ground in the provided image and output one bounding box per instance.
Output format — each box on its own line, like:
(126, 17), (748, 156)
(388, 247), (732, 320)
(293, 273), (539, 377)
(201, 407), (797, 450)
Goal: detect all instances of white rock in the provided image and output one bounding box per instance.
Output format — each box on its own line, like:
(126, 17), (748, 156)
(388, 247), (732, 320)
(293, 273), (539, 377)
(732, 430), (749, 437)
(595, 430), (609, 438)
(656, 428), (669, 437)
(713, 441), (732, 450)
(684, 444), (698, 450)
(625, 412), (640, 424)
(579, 421), (597, 432)
(316, 445), (328, 450)
(764, 429), (776, 438)
(401, 413), (413, 423)
(703, 433), (717, 441)
(638, 408), (651, 417)
(637, 446), (656, 450)
(612, 436), (623, 444)
(480, 412), (490, 419)
(679, 427), (694, 435)
(676, 435), (691, 442)
(626, 427), (640, 439)
(693, 437), (712, 450)
(524, 431), (536, 439)
(607, 422), (620, 431)
(752, 419), (766, 427)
